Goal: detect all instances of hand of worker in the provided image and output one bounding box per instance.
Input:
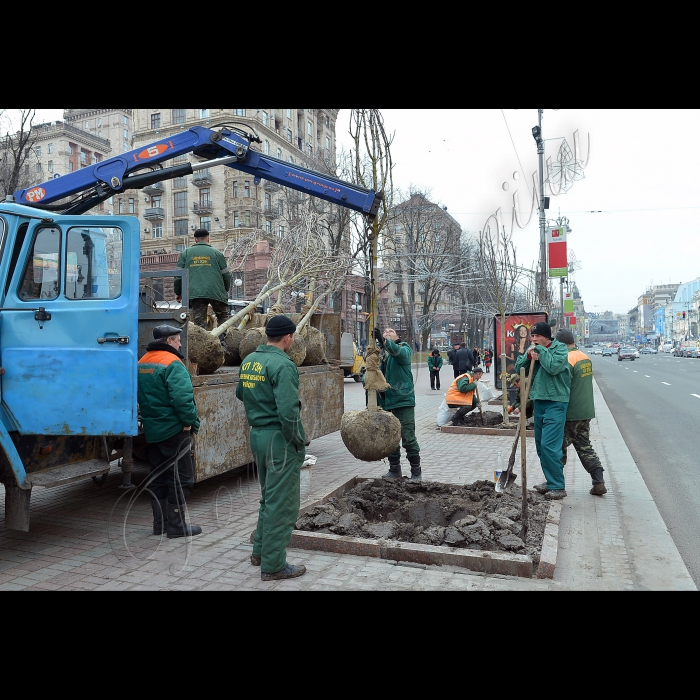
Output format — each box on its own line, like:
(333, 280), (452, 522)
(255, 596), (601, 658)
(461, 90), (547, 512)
(374, 327), (385, 346)
(183, 426), (191, 431)
(176, 295), (182, 303)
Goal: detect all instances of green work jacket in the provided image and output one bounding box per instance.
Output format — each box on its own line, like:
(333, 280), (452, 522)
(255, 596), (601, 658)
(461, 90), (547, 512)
(378, 339), (415, 410)
(514, 338), (571, 403)
(137, 343), (200, 443)
(428, 355), (443, 371)
(235, 345), (307, 450)
(174, 241), (232, 303)
(566, 345), (595, 421)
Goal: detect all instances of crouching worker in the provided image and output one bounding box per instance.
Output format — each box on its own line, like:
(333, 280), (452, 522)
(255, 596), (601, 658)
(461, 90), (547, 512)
(137, 324), (202, 539)
(447, 367), (484, 425)
(508, 373), (533, 420)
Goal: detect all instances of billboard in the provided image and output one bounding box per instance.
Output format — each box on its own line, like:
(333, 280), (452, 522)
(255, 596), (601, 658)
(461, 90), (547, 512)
(547, 226), (568, 278)
(493, 311), (549, 389)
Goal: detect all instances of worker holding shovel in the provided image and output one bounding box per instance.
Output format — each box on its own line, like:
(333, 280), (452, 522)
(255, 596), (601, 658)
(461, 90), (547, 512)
(514, 321), (571, 501)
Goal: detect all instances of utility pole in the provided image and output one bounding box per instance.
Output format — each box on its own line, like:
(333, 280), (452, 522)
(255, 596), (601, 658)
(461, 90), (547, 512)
(534, 109), (547, 309)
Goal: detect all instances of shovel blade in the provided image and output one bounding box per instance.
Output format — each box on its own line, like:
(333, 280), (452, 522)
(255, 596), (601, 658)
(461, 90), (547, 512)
(495, 470), (518, 493)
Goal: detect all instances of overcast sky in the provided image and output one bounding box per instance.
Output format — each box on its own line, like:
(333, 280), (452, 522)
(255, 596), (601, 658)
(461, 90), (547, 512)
(7, 109), (698, 315)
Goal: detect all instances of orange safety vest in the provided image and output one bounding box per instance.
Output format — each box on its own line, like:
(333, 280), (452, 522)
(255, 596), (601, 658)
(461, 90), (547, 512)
(446, 372), (476, 406)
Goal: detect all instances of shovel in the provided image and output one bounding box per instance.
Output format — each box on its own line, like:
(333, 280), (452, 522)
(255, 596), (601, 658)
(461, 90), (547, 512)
(475, 383), (485, 425)
(495, 355), (535, 493)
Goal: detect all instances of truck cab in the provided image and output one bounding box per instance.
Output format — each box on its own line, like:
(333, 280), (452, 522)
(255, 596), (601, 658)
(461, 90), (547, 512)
(339, 332), (365, 382)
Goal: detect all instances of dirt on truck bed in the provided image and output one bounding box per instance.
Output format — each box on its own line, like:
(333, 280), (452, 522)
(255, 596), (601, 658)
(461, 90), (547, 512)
(295, 478), (550, 564)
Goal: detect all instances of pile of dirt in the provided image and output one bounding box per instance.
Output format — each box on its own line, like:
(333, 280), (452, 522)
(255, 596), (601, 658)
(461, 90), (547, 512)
(295, 478), (550, 564)
(452, 410), (503, 427)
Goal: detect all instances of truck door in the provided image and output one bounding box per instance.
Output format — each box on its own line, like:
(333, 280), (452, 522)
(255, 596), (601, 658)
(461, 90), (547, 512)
(0, 216), (139, 435)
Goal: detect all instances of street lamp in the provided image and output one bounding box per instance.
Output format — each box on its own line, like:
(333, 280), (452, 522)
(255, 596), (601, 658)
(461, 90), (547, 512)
(290, 290), (304, 313)
(351, 304), (362, 341)
(233, 277), (243, 298)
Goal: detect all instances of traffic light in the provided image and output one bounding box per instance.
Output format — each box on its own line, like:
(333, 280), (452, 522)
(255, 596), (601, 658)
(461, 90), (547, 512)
(683, 311), (686, 319)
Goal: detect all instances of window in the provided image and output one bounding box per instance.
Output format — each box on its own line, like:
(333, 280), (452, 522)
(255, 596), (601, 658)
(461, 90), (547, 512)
(173, 191), (188, 217)
(48, 160), (53, 172)
(92, 154), (98, 164)
(266, 220), (272, 234)
(85, 121), (89, 129)
(325, 115), (329, 127)
(326, 136), (331, 150)
(174, 219), (188, 237)
(36, 162), (42, 172)
(288, 155), (294, 164)
(234, 109), (245, 117)
(69, 162), (74, 172)
(234, 212), (240, 227)
(151, 195), (162, 208)
(307, 121), (312, 136)
(200, 216), (211, 231)
(19, 227), (60, 300)
(98, 131), (102, 138)
(307, 144), (313, 157)
(97, 118), (102, 127)
(64, 226), (123, 300)
(279, 225), (285, 237)
(286, 109), (292, 119)
(152, 223), (163, 239)
(129, 198), (135, 214)
(199, 188), (210, 206)
(262, 111), (268, 126)
(245, 211), (251, 227)
(233, 181), (239, 198)
(151, 113), (161, 129)
(35, 146), (41, 157)
(173, 176), (187, 189)
(244, 181), (250, 198)
(123, 116), (128, 126)
(48, 143), (53, 154)
(80, 151), (87, 163)
(264, 140), (270, 155)
(173, 109), (186, 125)
(265, 193), (271, 209)
(123, 129), (129, 140)
(277, 147), (282, 159)
(123, 143), (129, 153)
(69, 145), (74, 155)
(118, 199), (123, 214)
(287, 128), (292, 142)
(199, 109), (210, 119)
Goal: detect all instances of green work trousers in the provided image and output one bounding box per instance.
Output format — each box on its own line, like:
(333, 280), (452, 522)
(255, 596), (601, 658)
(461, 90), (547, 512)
(562, 419), (603, 474)
(250, 428), (304, 574)
(533, 400), (568, 491)
(387, 406), (420, 459)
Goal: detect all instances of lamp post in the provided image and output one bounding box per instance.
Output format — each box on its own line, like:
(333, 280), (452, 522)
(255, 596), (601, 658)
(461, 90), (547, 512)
(351, 304), (362, 341)
(233, 277), (243, 299)
(532, 111), (547, 308)
(291, 290), (304, 313)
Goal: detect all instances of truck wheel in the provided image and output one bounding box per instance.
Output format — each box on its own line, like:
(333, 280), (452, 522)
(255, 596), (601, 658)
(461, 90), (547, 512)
(353, 375), (362, 382)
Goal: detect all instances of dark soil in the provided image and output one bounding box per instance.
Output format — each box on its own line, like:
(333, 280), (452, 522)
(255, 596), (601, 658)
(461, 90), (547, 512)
(453, 410), (503, 427)
(295, 478), (550, 564)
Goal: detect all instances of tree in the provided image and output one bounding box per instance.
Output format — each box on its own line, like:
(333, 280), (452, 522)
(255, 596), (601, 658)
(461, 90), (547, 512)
(0, 109), (40, 197)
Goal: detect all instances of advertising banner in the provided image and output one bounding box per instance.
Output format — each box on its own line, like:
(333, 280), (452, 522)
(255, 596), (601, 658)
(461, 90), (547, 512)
(547, 226), (568, 278)
(564, 293), (574, 316)
(568, 315), (577, 326)
(493, 312), (549, 390)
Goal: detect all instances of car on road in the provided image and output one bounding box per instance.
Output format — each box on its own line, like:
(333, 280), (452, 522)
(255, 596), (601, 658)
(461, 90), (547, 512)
(592, 347), (602, 355)
(633, 349), (640, 358)
(687, 347), (700, 358)
(639, 348), (657, 354)
(618, 347), (636, 361)
(602, 348), (613, 356)
(672, 347), (684, 357)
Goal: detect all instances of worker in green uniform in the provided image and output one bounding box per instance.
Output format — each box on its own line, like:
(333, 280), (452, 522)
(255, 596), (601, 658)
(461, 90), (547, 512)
(174, 228), (232, 340)
(235, 314), (308, 581)
(373, 327), (422, 482)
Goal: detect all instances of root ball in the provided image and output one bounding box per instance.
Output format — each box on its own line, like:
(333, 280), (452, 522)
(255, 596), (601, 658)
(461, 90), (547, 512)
(340, 409), (402, 462)
(187, 322), (224, 375)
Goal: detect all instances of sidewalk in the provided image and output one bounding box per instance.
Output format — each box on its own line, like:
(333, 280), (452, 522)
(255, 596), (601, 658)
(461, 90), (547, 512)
(0, 365), (695, 591)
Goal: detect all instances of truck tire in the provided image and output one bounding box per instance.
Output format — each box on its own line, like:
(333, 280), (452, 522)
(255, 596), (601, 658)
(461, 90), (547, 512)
(353, 375), (362, 382)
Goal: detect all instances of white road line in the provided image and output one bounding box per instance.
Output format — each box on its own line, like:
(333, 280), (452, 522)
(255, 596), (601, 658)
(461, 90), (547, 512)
(633, 370), (638, 373)
(645, 375), (650, 377)
(662, 382), (671, 385)
(692, 394), (700, 399)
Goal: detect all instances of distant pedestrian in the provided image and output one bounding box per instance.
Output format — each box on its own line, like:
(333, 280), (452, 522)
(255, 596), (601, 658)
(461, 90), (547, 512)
(449, 343), (461, 378)
(456, 344), (474, 375)
(484, 349), (493, 373)
(473, 347), (481, 367)
(515, 321), (571, 501)
(555, 328), (607, 496)
(428, 349), (443, 390)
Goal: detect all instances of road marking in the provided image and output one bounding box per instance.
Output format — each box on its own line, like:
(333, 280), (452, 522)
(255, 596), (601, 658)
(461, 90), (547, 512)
(692, 394), (700, 399)
(633, 370), (638, 373)
(662, 382), (671, 385)
(645, 375), (650, 377)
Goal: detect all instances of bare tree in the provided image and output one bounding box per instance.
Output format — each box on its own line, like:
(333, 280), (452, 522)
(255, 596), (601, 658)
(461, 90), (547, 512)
(0, 109), (40, 197)
(477, 226), (523, 425)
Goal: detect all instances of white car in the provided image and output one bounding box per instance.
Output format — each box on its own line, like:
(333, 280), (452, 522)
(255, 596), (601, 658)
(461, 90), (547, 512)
(633, 349), (640, 358)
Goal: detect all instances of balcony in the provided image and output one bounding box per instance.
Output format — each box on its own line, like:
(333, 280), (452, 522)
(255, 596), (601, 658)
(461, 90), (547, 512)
(263, 181), (280, 193)
(193, 171), (212, 187)
(144, 207), (165, 221)
(193, 202), (213, 215)
(143, 182), (164, 196)
(264, 205), (279, 220)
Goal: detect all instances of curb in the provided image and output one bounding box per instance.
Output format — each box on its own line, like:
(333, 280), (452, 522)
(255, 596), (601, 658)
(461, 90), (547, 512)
(440, 425), (535, 437)
(536, 501), (562, 579)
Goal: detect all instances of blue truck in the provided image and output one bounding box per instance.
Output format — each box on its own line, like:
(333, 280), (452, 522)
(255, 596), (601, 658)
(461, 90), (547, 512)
(0, 122), (381, 531)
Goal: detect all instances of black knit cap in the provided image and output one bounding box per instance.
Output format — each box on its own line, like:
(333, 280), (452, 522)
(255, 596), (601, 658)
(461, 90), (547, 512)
(530, 321), (552, 339)
(556, 328), (575, 344)
(265, 315), (297, 337)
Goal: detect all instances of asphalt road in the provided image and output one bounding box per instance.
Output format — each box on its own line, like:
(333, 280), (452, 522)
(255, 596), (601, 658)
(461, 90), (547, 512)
(592, 351), (700, 585)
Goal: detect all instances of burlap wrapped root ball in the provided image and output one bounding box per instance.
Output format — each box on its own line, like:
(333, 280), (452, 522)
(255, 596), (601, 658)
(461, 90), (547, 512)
(300, 326), (326, 366)
(187, 322), (224, 375)
(340, 409), (402, 462)
(286, 333), (307, 366)
(239, 327), (267, 361)
(223, 327), (245, 366)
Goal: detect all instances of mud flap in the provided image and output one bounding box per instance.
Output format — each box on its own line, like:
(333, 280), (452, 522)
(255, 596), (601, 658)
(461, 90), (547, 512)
(4, 483), (31, 532)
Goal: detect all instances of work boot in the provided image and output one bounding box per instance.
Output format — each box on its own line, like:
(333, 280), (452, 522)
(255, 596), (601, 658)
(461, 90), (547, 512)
(533, 482), (549, 494)
(544, 489), (567, 500)
(165, 501), (202, 539)
(383, 456), (402, 479)
(590, 468), (608, 496)
(250, 554), (261, 566)
(408, 455), (422, 483)
(151, 498), (168, 535)
(261, 564), (306, 581)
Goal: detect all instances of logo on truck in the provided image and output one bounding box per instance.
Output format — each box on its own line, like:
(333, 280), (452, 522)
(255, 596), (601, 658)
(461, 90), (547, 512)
(25, 187), (46, 202)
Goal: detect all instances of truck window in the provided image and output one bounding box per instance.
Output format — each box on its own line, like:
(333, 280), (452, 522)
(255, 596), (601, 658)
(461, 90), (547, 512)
(0, 218), (6, 260)
(65, 226), (123, 300)
(18, 226), (61, 300)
